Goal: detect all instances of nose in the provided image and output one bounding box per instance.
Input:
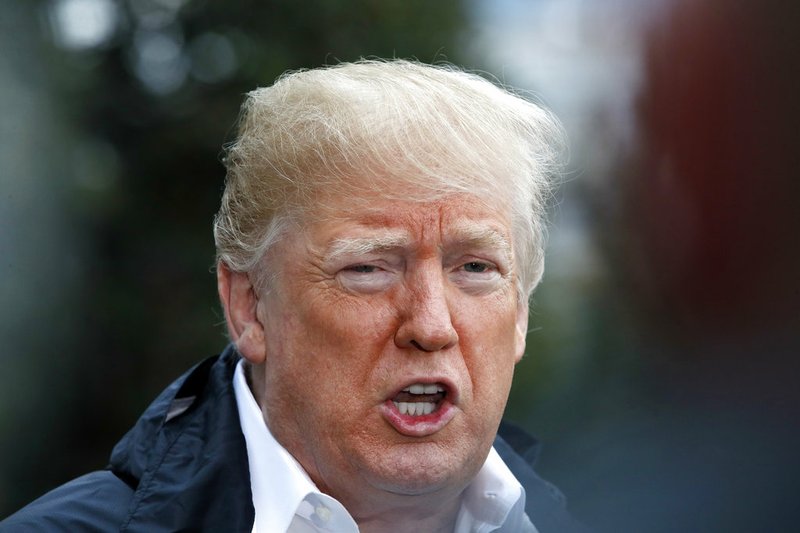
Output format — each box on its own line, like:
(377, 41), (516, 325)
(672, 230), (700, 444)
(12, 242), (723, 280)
(394, 266), (459, 352)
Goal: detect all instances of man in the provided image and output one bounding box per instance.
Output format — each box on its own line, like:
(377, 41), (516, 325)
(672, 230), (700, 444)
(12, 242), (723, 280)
(3, 60), (581, 532)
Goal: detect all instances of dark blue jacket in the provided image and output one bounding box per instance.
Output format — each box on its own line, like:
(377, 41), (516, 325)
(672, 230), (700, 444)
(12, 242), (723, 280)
(2, 346), (583, 532)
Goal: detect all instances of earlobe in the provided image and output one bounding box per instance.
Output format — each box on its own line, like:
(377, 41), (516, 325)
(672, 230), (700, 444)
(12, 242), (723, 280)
(217, 262), (267, 364)
(514, 301), (529, 363)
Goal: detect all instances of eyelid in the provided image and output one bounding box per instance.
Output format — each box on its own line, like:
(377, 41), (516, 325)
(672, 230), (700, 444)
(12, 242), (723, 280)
(462, 260), (496, 272)
(345, 264), (380, 273)
(341, 256), (399, 271)
(336, 262), (397, 293)
(448, 251), (507, 273)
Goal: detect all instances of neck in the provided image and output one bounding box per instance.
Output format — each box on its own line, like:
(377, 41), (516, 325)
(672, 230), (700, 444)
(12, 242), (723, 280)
(347, 489), (463, 533)
(302, 448), (470, 533)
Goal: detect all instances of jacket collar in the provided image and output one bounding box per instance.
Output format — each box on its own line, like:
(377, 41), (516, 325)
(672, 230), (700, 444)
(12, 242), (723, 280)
(110, 345), (254, 531)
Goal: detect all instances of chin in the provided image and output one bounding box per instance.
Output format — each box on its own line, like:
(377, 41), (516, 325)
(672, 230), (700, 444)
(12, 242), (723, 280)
(359, 440), (480, 496)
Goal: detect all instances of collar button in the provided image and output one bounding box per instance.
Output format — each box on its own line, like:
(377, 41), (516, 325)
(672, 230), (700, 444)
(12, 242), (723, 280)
(314, 504), (332, 523)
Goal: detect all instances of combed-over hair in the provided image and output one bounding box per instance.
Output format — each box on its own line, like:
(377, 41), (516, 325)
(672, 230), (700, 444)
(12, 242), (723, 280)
(214, 59), (564, 300)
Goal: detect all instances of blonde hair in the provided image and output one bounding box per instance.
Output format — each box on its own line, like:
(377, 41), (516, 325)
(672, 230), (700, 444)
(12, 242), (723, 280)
(214, 59), (564, 300)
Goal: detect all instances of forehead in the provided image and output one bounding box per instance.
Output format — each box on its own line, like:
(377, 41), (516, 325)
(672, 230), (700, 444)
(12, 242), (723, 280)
(307, 193), (513, 251)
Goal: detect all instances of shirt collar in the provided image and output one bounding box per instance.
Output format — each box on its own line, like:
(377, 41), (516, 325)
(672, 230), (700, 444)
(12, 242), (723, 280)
(233, 359), (532, 533)
(233, 359), (358, 532)
(455, 447), (535, 532)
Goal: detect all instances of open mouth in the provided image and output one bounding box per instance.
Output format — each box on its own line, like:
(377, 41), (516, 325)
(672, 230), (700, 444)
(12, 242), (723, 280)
(391, 383), (447, 416)
(381, 381), (456, 437)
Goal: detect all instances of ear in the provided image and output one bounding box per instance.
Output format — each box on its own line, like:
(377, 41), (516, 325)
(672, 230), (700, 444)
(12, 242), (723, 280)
(514, 300), (529, 364)
(217, 262), (266, 364)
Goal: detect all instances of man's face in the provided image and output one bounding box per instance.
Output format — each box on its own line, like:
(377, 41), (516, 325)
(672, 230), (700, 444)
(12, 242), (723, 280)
(253, 191), (528, 501)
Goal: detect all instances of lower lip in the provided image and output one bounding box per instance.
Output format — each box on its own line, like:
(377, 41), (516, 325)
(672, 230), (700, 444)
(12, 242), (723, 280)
(379, 399), (457, 437)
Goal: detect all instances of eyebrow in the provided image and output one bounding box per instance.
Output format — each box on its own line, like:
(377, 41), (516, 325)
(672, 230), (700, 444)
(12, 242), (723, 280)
(323, 224), (513, 263)
(324, 233), (411, 262)
(445, 223), (514, 263)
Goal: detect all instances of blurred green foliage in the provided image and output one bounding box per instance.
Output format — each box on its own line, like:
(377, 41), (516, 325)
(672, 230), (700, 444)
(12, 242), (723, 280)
(1, 0), (473, 514)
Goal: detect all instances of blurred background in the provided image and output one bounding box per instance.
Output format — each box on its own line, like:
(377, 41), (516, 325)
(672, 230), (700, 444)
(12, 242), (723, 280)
(1, 0), (798, 531)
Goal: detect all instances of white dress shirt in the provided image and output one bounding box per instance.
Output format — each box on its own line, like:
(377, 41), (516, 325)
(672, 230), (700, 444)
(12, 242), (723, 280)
(233, 360), (537, 533)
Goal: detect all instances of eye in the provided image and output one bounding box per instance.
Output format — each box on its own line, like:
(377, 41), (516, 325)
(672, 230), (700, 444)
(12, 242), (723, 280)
(337, 263), (395, 293)
(463, 261), (490, 273)
(449, 259), (504, 294)
(348, 264), (378, 273)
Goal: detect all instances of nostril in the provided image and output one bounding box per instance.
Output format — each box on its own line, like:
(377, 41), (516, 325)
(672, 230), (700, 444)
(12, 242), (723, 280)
(405, 333), (458, 352)
(396, 313), (459, 352)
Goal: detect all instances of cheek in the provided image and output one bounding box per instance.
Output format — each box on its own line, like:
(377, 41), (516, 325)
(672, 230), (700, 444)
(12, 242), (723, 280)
(302, 293), (398, 356)
(457, 300), (519, 400)
(266, 296), (395, 407)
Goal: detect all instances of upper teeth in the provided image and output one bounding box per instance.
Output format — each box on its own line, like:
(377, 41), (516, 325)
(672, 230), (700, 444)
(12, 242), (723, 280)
(403, 383), (445, 394)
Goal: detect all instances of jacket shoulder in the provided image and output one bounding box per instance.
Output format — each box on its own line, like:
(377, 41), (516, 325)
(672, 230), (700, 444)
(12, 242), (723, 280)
(1, 471), (133, 532)
(2, 346), (253, 532)
(111, 346), (253, 532)
(108, 352), (223, 482)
